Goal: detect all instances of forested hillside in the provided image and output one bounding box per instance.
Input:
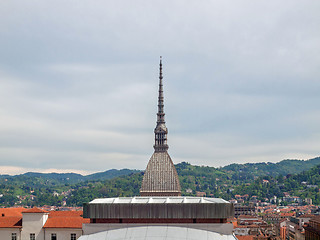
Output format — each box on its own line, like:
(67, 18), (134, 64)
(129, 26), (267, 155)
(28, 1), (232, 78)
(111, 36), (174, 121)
(0, 157), (319, 207)
(221, 157), (320, 178)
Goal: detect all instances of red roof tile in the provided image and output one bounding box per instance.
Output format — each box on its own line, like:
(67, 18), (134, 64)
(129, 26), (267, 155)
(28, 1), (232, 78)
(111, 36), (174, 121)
(48, 211), (83, 218)
(0, 207), (26, 217)
(22, 207), (49, 213)
(44, 217), (89, 228)
(0, 217), (22, 228)
(281, 213), (295, 217)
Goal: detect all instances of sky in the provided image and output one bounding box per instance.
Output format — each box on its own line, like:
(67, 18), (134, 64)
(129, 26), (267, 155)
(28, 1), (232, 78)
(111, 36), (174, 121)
(0, 1), (320, 175)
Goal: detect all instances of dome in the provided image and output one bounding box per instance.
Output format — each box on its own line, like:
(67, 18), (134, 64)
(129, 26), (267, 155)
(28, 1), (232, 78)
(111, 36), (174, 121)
(78, 226), (237, 240)
(140, 152), (181, 196)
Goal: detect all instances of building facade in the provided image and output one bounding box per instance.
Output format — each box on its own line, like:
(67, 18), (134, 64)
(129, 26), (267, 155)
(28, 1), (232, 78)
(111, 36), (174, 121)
(0, 207), (88, 240)
(305, 216), (320, 240)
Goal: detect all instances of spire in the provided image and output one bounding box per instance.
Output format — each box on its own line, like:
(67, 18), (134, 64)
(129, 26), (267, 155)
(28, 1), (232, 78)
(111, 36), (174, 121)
(157, 56), (165, 123)
(140, 57), (181, 196)
(154, 56), (169, 152)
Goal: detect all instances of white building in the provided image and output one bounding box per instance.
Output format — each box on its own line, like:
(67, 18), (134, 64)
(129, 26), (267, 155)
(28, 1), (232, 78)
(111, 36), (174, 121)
(0, 207), (88, 240)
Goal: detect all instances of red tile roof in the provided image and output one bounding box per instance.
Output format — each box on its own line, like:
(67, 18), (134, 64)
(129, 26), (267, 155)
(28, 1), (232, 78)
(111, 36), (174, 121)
(44, 217), (89, 228)
(0, 208), (88, 228)
(48, 211), (83, 218)
(0, 207), (26, 217)
(44, 211), (88, 228)
(0, 217), (22, 228)
(22, 207), (49, 213)
(280, 212), (295, 217)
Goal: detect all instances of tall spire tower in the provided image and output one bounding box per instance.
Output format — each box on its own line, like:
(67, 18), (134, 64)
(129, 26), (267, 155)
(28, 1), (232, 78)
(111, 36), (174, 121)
(154, 57), (169, 152)
(140, 57), (181, 197)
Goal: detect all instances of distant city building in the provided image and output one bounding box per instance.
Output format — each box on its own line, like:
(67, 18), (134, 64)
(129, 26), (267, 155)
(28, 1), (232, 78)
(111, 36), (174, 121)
(305, 198), (313, 205)
(305, 216), (320, 240)
(196, 191), (206, 197)
(286, 217), (305, 240)
(234, 214), (275, 239)
(234, 204), (256, 217)
(279, 220), (288, 240)
(278, 215), (316, 240)
(186, 188), (193, 194)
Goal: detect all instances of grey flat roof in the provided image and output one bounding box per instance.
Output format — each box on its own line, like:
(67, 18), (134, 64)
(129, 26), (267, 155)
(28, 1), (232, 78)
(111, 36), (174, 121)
(89, 196), (229, 204)
(84, 197), (234, 219)
(78, 226), (237, 240)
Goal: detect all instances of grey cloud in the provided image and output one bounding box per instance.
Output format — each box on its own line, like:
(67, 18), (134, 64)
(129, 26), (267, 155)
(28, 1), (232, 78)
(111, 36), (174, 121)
(0, 0), (319, 174)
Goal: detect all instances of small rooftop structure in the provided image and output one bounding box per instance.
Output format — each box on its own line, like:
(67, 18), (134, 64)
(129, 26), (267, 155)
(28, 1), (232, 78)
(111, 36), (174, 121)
(22, 207), (49, 213)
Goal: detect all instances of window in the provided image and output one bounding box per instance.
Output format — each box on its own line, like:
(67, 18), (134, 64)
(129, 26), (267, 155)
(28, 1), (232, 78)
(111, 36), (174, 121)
(12, 233), (17, 240)
(51, 233), (57, 240)
(30, 233), (35, 240)
(71, 233), (76, 240)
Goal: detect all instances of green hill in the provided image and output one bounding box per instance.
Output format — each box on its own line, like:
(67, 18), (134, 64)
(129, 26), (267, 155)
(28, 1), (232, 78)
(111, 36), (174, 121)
(0, 156), (319, 207)
(221, 156), (320, 179)
(85, 169), (141, 181)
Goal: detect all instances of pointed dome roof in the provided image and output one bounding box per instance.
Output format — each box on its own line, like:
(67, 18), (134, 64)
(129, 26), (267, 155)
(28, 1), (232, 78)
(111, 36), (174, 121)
(140, 152), (181, 196)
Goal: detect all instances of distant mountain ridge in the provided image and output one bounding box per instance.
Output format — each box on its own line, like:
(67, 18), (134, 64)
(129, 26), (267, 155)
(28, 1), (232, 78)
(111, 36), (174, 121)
(1, 157), (319, 182)
(0, 169), (141, 183)
(85, 169), (141, 181)
(221, 156), (320, 177)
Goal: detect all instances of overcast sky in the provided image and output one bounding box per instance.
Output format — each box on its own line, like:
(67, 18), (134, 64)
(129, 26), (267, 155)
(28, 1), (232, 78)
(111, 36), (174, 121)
(0, 1), (319, 175)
